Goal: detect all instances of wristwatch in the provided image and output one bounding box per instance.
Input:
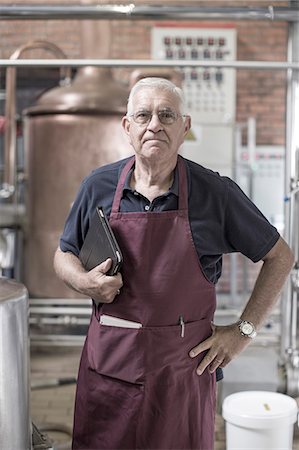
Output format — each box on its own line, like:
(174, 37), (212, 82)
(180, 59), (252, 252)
(237, 320), (257, 339)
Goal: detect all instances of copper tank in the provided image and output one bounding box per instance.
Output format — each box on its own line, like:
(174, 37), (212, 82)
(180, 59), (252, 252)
(23, 67), (133, 298)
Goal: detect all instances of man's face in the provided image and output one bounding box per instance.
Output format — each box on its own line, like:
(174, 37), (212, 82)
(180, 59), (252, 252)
(122, 87), (191, 164)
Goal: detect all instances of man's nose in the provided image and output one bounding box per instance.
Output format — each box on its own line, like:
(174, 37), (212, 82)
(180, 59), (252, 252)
(146, 113), (163, 132)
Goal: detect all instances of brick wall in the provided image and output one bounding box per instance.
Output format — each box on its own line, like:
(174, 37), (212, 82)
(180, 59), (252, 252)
(236, 20), (288, 146)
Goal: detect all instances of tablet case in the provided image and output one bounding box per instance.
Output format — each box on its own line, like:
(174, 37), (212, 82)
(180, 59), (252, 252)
(79, 207), (123, 276)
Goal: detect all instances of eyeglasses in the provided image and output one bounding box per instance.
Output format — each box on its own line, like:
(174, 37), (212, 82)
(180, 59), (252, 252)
(128, 110), (186, 125)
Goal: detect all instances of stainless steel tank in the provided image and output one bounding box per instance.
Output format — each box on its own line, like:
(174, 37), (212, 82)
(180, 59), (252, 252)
(0, 277), (31, 449)
(23, 67), (133, 298)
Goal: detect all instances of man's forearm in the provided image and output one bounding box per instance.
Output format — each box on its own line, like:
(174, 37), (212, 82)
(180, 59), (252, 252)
(240, 237), (294, 328)
(53, 247), (88, 295)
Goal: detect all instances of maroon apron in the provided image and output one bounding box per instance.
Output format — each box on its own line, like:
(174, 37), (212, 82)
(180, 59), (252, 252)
(72, 156), (217, 450)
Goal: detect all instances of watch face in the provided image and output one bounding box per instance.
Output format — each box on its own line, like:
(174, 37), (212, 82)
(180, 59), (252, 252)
(241, 322), (254, 335)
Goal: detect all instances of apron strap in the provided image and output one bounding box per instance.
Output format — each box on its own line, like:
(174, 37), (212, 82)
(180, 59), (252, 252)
(111, 157), (135, 214)
(177, 155), (188, 211)
(111, 155), (188, 213)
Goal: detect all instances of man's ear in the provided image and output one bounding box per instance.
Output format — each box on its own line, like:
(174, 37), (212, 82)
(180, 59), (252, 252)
(122, 116), (131, 136)
(183, 115), (191, 137)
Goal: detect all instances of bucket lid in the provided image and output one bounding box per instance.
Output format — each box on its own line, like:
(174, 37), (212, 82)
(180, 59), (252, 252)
(222, 391), (298, 429)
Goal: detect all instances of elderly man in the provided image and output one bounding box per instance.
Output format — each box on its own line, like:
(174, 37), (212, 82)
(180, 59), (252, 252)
(54, 77), (294, 450)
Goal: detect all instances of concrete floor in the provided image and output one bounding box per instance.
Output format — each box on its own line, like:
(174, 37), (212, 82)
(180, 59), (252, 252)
(30, 346), (299, 450)
(31, 347), (79, 449)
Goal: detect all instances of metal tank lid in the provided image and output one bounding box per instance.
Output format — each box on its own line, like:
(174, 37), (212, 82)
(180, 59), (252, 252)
(0, 277), (28, 304)
(24, 67), (129, 116)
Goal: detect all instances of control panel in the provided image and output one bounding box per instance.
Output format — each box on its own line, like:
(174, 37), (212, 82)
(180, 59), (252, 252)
(151, 25), (237, 124)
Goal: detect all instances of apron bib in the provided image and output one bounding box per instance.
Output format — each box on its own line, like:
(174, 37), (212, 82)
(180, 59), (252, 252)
(73, 156), (217, 450)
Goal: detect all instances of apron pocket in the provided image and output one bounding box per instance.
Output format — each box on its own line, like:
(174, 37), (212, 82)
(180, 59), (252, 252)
(87, 316), (144, 384)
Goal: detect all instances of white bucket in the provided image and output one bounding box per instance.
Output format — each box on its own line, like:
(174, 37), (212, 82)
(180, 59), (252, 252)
(222, 391), (298, 450)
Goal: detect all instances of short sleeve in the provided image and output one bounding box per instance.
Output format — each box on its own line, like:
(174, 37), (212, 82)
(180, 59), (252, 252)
(59, 181), (91, 256)
(224, 178), (280, 262)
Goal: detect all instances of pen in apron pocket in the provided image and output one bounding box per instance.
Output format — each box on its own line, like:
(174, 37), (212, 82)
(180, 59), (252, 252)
(179, 315), (185, 338)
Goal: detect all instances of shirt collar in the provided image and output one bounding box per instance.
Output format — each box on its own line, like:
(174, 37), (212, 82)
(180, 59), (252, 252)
(122, 163), (179, 197)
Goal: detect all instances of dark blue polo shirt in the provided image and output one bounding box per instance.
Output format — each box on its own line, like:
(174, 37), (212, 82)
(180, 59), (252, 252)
(60, 156), (280, 283)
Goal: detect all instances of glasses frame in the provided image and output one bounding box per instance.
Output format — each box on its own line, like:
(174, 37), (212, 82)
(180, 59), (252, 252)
(128, 110), (187, 126)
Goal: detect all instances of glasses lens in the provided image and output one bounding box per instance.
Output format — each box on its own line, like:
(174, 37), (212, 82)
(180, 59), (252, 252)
(158, 111), (177, 124)
(133, 111), (152, 124)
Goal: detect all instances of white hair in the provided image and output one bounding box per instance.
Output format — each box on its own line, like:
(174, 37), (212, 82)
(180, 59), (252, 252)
(127, 77), (186, 116)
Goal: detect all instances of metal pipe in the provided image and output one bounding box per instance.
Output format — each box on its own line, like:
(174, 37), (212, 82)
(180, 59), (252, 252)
(0, 59), (299, 70)
(1, 41), (71, 201)
(289, 187), (299, 351)
(280, 28), (294, 365)
(0, 4), (299, 21)
(280, 16), (299, 395)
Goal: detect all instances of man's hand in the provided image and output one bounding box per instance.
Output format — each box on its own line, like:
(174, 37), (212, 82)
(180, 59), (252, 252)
(189, 323), (251, 375)
(53, 248), (123, 303)
(83, 258), (123, 304)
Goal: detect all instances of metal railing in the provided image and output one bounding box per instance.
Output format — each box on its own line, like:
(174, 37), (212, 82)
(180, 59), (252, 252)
(0, 4), (298, 22)
(0, 59), (299, 69)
